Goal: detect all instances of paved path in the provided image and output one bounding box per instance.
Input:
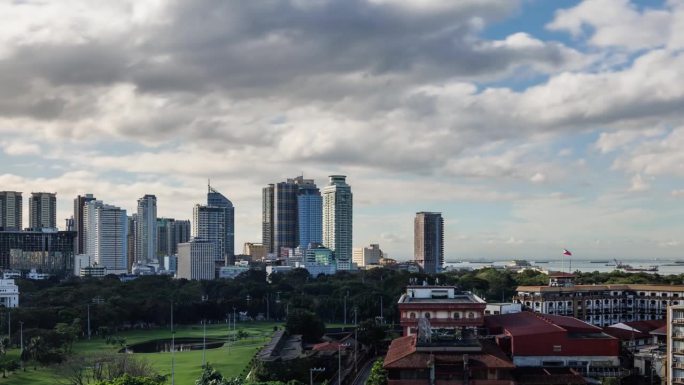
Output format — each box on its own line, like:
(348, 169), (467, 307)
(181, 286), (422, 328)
(350, 357), (376, 385)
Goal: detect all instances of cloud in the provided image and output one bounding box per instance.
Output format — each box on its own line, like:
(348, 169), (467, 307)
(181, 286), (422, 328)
(547, 0), (672, 50)
(629, 174), (650, 192)
(1, 141), (41, 156)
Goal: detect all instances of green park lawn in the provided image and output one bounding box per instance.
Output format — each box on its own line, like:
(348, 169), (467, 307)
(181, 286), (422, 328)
(0, 322), (279, 385)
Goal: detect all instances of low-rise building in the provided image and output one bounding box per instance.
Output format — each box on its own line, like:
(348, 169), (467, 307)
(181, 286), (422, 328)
(352, 243), (382, 268)
(398, 284), (486, 336)
(486, 303), (522, 315)
(218, 265), (249, 279)
(515, 281), (684, 327)
(0, 279), (19, 307)
(485, 311), (621, 379)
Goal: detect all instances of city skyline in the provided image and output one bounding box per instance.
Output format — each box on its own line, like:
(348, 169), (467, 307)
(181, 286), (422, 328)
(1, 0), (684, 259)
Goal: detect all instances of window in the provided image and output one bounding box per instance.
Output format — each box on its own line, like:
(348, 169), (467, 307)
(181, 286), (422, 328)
(468, 312), (475, 319)
(410, 312), (416, 319)
(453, 312), (460, 319)
(424, 312), (431, 319)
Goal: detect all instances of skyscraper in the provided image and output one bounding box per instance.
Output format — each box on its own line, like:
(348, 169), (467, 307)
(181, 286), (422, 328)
(296, 176), (322, 249)
(73, 194), (96, 254)
(173, 220), (191, 253)
(414, 212), (444, 274)
(127, 214), (137, 271)
(193, 205), (225, 262)
(29, 192), (56, 229)
(262, 184), (274, 253)
(207, 184), (235, 262)
(83, 200), (128, 272)
(135, 194), (157, 264)
(192, 184), (234, 264)
(0, 191), (22, 231)
(322, 175), (353, 270)
(262, 180), (299, 255)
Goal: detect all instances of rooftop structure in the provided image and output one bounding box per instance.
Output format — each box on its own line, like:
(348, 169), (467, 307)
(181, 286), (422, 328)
(398, 284), (486, 336)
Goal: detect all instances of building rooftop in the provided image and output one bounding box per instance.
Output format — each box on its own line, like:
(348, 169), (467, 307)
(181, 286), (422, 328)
(486, 311), (610, 337)
(517, 283), (684, 293)
(399, 285), (486, 304)
(384, 334), (514, 369)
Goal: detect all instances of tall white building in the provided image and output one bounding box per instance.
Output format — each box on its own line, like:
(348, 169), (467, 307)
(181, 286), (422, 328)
(136, 195), (157, 264)
(322, 175), (353, 270)
(352, 243), (383, 267)
(83, 200), (128, 273)
(29, 192), (57, 229)
(177, 240), (215, 280)
(0, 191), (22, 231)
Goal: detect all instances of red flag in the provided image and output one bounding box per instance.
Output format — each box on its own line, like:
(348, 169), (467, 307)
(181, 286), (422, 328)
(562, 249), (572, 256)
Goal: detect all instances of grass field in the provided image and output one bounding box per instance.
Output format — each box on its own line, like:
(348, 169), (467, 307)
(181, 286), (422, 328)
(0, 322), (279, 385)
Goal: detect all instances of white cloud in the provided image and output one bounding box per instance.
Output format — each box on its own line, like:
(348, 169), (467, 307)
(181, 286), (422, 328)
(629, 174), (650, 192)
(1, 141), (40, 156)
(548, 0), (672, 50)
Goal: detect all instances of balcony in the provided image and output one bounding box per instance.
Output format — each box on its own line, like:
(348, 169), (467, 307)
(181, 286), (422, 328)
(673, 319), (684, 325)
(673, 349), (684, 355)
(674, 334), (684, 340)
(673, 378), (684, 385)
(672, 363), (684, 370)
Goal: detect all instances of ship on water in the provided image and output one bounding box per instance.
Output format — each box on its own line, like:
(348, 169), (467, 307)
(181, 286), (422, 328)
(613, 258), (658, 272)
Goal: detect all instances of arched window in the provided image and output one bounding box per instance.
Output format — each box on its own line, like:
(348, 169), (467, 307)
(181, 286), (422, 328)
(453, 312), (460, 319)
(468, 312), (475, 319)
(424, 312), (431, 319)
(410, 312), (416, 319)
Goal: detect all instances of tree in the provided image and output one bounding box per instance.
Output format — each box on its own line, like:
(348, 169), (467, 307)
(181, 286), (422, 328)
(285, 309), (325, 343)
(95, 374), (165, 385)
(367, 358), (387, 385)
(195, 364), (229, 385)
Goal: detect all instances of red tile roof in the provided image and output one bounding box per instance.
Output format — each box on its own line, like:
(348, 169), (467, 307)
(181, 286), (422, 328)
(384, 335), (417, 367)
(383, 336), (514, 370)
(486, 311), (601, 336)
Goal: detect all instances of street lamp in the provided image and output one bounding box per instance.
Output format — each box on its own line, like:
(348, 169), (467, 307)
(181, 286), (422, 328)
(19, 321), (23, 371)
(338, 342), (351, 385)
(309, 367), (325, 385)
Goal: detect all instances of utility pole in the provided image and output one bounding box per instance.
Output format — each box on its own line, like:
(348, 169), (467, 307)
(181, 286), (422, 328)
(354, 307), (358, 374)
(87, 304), (91, 340)
(344, 291), (348, 326)
(19, 321), (23, 371)
(380, 296), (383, 323)
(309, 367), (325, 385)
(266, 294), (270, 321)
(338, 343), (350, 385)
(7, 310), (10, 346)
(171, 301), (175, 385)
(202, 320), (207, 367)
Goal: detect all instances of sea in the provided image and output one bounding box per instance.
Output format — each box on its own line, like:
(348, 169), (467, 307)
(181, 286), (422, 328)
(443, 258), (684, 275)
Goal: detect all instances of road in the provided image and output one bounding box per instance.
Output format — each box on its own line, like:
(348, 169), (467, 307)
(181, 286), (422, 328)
(350, 357), (376, 385)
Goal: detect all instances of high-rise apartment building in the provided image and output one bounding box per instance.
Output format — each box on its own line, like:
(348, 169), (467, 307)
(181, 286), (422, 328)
(296, 176), (322, 249)
(83, 200), (128, 273)
(0, 191), (22, 231)
(73, 194), (96, 254)
(244, 242), (268, 261)
(0, 229), (76, 273)
(193, 205), (225, 262)
(135, 195), (157, 264)
(207, 184), (235, 262)
(173, 219), (191, 254)
(126, 215), (137, 271)
(177, 239), (216, 280)
(262, 180), (298, 255)
(353, 243), (383, 267)
(29, 192), (56, 230)
(414, 212), (444, 274)
(322, 175), (353, 270)
(262, 184), (274, 253)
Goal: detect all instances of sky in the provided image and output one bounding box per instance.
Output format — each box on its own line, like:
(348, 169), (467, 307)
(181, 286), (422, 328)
(1, 0), (684, 261)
